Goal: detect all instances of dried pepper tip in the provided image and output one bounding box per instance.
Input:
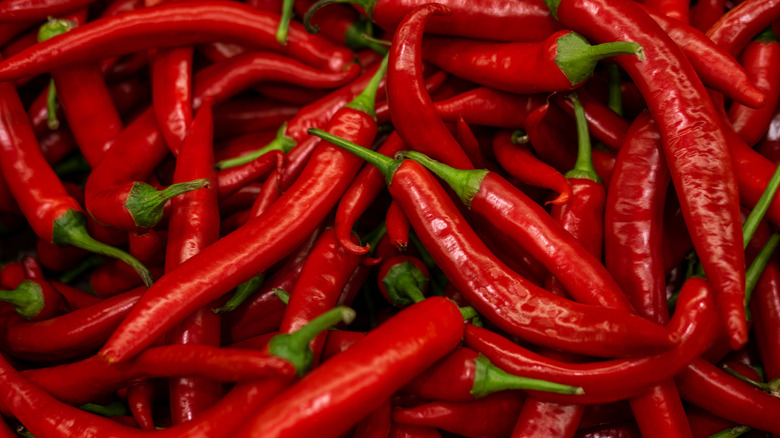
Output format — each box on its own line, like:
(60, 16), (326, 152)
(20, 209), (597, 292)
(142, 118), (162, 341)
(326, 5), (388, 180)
(126, 178), (209, 229)
(555, 31), (643, 88)
(215, 123), (295, 169)
(267, 306), (356, 376)
(470, 354), (584, 399)
(52, 210), (153, 288)
(400, 150), (488, 209)
(0, 281), (45, 320)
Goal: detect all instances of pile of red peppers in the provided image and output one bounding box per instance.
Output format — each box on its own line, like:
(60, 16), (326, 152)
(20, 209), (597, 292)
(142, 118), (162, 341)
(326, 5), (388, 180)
(1, 0), (780, 436)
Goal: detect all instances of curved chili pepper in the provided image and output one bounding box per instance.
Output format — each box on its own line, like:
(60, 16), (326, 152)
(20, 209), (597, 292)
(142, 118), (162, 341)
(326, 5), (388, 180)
(524, 100), (577, 173)
(706, 0), (780, 57)
(546, 0), (748, 349)
(305, 0), (562, 43)
(98, 54), (385, 363)
(392, 391), (525, 438)
(233, 296), (465, 437)
(50, 280), (102, 310)
(640, 5), (765, 109)
(0, 286), (143, 361)
(431, 87), (547, 129)
(151, 46), (193, 154)
(311, 128), (678, 358)
(0, 56), (152, 288)
(216, 150), (284, 200)
(463, 275), (718, 404)
(126, 381), (155, 430)
(400, 146), (633, 312)
(491, 129), (571, 205)
(386, 4), (473, 170)
(39, 18), (125, 168)
(455, 116), (490, 170)
(422, 31), (642, 95)
(676, 358), (780, 435)
(385, 200), (411, 251)
(729, 28), (780, 147)
(0, 1), (356, 81)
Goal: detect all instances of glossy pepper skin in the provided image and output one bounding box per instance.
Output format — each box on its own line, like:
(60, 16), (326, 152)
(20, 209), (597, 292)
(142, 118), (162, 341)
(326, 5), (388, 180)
(546, 0), (748, 349)
(234, 296), (465, 437)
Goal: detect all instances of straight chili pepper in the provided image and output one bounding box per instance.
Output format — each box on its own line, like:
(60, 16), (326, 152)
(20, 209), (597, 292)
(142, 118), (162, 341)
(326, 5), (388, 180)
(151, 46), (193, 155)
(421, 31), (643, 95)
(545, 0), (748, 349)
(751, 255), (780, 380)
(234, 296), (465, 437)
(305, 0), (562, 42)
(0, 55), (151, 288)
(0, 1), (356, 81)
(386, 4), (474, 170)
(310, 128), (677, 357)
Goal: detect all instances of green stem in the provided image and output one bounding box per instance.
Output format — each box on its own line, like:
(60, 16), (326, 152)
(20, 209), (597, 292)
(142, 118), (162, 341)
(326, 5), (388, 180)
(345, 53), (388, 119)
(460, 305), (478, 321)
(400, 150), (488, 208)
(382, 260), (428, 307)
(607, 64), (623, 117)
(742, 161), (780, 248)
(273, 288), (290, 305)
(52, 210), (153, 288)
(566, 92), (601, 182)
(706, 425), (751, 438)
(308, 128), (400, 184)
(722, 363), (780, 397)
(303, 0), (374, 34)
(754, 26), (779, 43)
(363, 222), (387, 256)
(126, 178), (208, 228)
(0, 281), (44, 320)
(745, 232), (780, 313)
(46, 79), (59, 130)
(215, 123), (295, 169)
(344, 17), (389, 54)
(79, 401), (130, 417)
(213, 273), (265, 313)
(555, 31), (644, 87)
(275, 0), (295, 45)
(471, 354), (583, 398)
(267, 306), (356, 376)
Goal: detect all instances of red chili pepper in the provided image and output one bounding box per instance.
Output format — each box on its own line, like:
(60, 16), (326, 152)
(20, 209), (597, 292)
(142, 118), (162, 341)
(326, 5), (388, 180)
(491, 129), (571, 205)
(386, 4), (473, 170)
(524, 100), (577, 173)
(728, 28), (780, 147)
(385, 201), (411, 252)
(311, 128), (678, 358)
(0, 55), (152, 288)
(422, 30), (643, 95)
(0, 0), (95, 21)
(0, 257), (66, 321)
(392, 391), (525, 438)
(216, 150), (284, 200)
(511, 399), (584, 437)
(126, 381), (155, 430)
(213, 98), (299, 139)
(706, 0), (780, 57)
(354, 398), (392, 438)
(552, 88), (629, 152)
(463, 276), (718, 404)
(749, 255), (780, 380)
(50, 280), (102, 310)
(305, 0), (562, 42)
(0, 2), (356, 81)
(547, 0), (748, 350)
(389, 424), (442, 438)
(430, 87), (547, 129)
(151, 46), (193, 154)
(233, 296), (465, 437)
(690, 0), (724, 32)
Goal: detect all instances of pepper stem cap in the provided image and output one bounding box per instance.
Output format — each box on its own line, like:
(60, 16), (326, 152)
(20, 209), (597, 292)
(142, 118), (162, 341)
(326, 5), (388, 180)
(556, 31), (643, 88)
(126, 179), (208, 228)
(400, 150), (488, 208)
(383, 260), (427, 307)
(0, 281), (44, 320)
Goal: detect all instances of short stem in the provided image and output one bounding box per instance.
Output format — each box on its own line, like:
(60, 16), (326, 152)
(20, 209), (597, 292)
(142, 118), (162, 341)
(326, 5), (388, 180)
(345, 54), (388, 119)
(0, 281), (44, 320)
(46, 79), (59, 130)
(215, 123), (295, 169)
(213, 273), (265, 313)
(308, 128), (400, 184)
(127, 179), (208, 228)
(743, 162), (780, 248)
(267, 306), (356, 375)
(565, 92), (601, 182)
(275, 0), (295, 45)
(400, 150), (488, 208)
(52, 210), (153, 288)
(471, 354), (583, 399)
(607, 64), (623, 117)
(745, 232), (780, 312)
(383, 260), (428, 307)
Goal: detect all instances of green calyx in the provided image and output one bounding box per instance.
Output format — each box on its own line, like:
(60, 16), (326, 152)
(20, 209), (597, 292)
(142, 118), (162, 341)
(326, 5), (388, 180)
(126, 178), (208, 228)
(345, 53), (389, 119)
(37, 18), (77, 43)
(308, 127), (401, 186)
(215, 123), (296, 169)
(400, 150), (488, 208)
(304, 0), (375, 35)
(213, 273), (265, 313)
(52, 209), (153, 288)
(542, 0), (562, 20)
(565, 92), (602, 183)
(556, 31), (644, 88)
(383, 261), (428, 307)
(344, 17), (390, 54)
(267, 306), (356, 376)
(0, 281), (44, 320)
(470, 354), (584, 399)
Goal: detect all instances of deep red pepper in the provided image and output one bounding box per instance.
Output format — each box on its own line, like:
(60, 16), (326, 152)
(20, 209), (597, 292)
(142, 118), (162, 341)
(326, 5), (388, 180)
(491, 129), (571, 205)
(216, 150), (284, 200)
(524, 101), (577, 173)
(386, 4), (473, 170)
(0, 1), (356, 80)
(706, 0), (780, 57)
(728, 28), (780, 147)
(311, 128), (678, 358)
(215, 127), (279, 161)
(234, 296), (465, 437)
(690, 0), (723, 32)
(0, 256), (66, 321)
(213, 98), (299, 139)
(0, 55), (151, 288)
(0, 0), (96, 21)
(354, 398), (392, 438)
(511, 399), (584, 437)
(642, 0), (689, 23)
(126, 381), (156, 430)
(455, 116), (491, 169)
(749, 255), (780, 380)
(50, 280), (102, 310)
(392, 391), (525, 438)
(385, 200), (411, 252)
(552, 88), (629, 152)
(151, 46), (193, 154)
(463, 276), (718, 404)
(421, 31), (642, 95)
(306, 0), (562, 42)
(546, 0), (748, 349)
(389, 424), (442, 438)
